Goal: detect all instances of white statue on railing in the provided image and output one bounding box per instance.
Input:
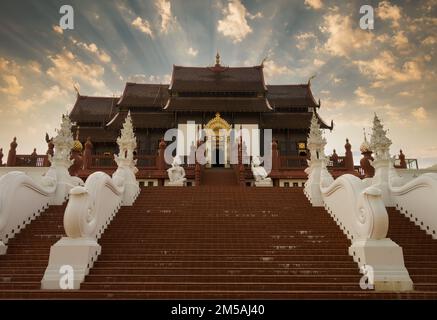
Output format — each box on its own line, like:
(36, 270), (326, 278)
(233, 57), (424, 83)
(113, 111), (140, 205)
(114, 111), (137, 167)
(370, 114), (392, 162)
(167, 157), (186, 186)
(304, 113), (332, 205)
(251, 156), (272, 187)
(44, 114), (83, 205)
(50, 114), (75, 167)
(368, 114), (394, 206)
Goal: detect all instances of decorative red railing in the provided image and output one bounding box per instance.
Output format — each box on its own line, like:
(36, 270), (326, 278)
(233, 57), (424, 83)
(90, 154), (117, 169)
(279, 156), (308, 169)
(14, 155), (49, 167)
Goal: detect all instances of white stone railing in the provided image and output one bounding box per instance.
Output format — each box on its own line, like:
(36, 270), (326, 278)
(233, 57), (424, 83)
(0, 171), (55, 254)
(304, 113), (412, 292)
(307, 170), (413, 291)
(41, 170), (140, 289)
(390, 170), (437, 239)
(42, 111), (140, 289)
(0, 168), (82, 255)
(320, 174), (388, 241)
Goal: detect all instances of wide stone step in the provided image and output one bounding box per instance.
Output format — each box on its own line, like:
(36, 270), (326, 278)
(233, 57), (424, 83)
(3, 289), (436, 300)
(84, 274), (362, 283)
(88, 266), (361, 276)
(79, 281), (365, 291)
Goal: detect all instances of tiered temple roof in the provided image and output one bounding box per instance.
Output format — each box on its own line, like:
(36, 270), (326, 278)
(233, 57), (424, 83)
(169, 65), (267, 92)
(267, 85), (319, 109)
(69, 60), (333, 141)
(118, 83), (169, 109)
(70, 96), (119, 124)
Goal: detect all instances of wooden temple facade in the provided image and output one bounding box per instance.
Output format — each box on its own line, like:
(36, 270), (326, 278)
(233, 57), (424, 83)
(64, 56), (351, 185)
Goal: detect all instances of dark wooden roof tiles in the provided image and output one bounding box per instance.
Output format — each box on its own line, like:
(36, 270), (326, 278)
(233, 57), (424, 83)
(117, 83), (169, 108)
(170, 65), (267, 92)
(267, 85), (319, 108)
(69, 96), (119, 123)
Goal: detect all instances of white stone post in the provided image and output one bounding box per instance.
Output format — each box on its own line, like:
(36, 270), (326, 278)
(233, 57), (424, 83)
(369, 114), (394, 206)
(113, 111), (140, 205)
(304, 113), (333, 206)
(46, 114), (83, 205)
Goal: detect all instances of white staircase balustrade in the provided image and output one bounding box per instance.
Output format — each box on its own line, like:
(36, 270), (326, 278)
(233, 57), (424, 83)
(0, 171), (56, 254)
(41, 172), (126, 289)
(304, 112), (413, 292)
(389, 169), (437, 239)
(41, 111), (140, 289)
(367, 115), (437, 240)
(0, 115), (83, 255)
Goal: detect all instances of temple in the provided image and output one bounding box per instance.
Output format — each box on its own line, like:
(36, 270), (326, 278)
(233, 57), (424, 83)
(67, 54), (339, 185)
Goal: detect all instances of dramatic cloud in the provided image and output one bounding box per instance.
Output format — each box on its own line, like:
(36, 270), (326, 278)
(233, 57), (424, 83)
(422, 36), (436, 46)
(412, 107), (428, 121)
(304, 0), (323, 10)
(217, 0), (253, 43)
(354, 87), (375, 105)
(377, 1), (402, 28)
(295, 32), (317, 50)
(39, 85), (69, 105)
(0, 74), (23, 95)
(391, 31), (409, 50)
(72, 39), (112, 63)
(247, 12), (263, 20)
(0, 58), (23, 95)
(52, 25), (64, 35)
(313, 59), (325, 67)
(127, 74), (148, 83)
(132, 17), (154, 37)
(187, 47), (199, 57)
(320, 13), (374, 57)
(46, 49), (109, 92)
(263, 60), (292, 81)
(354, 51), (422, 87)
(155, 0), (177, 33)
(147, 74), (172, 84)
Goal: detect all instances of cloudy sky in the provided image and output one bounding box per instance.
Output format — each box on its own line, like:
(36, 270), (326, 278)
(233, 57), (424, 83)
(0, 0), (436, 167)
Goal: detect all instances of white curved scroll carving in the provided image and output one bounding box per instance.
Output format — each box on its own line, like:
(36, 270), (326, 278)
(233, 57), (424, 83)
(0, 171), (56, 252)
(320, 174), (388, 241)
(390, 172), (437, 239)
(63, 172), (124, 239)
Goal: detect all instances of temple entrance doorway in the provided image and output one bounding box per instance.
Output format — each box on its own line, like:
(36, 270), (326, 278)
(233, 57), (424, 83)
(205, 113), (231, 168)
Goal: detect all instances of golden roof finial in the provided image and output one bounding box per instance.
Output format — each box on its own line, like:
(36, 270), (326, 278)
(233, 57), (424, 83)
(215, 51), (221, 66)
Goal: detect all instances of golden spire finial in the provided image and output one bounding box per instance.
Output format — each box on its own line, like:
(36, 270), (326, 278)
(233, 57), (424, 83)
(215, 51), (221, 66)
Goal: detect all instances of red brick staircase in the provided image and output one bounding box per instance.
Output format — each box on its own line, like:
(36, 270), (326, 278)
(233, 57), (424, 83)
(201, 168), (238, 186)
(0, 204), (66, 293)
(386, 208), (437, 292)
(0, 188), (436, 299)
